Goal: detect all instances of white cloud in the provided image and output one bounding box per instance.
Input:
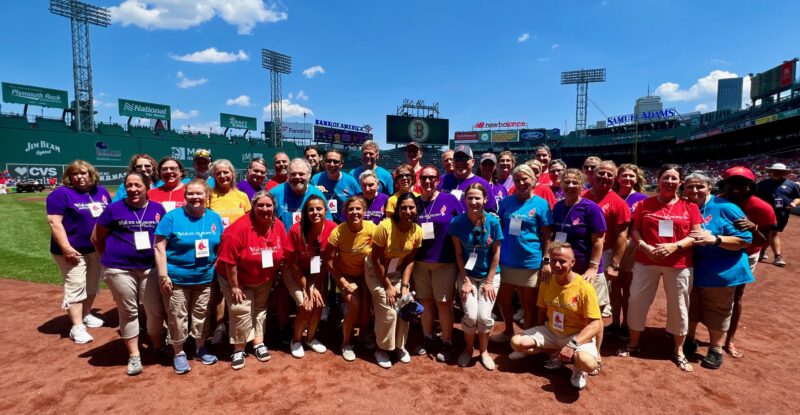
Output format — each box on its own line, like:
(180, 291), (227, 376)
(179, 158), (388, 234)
(180, 121), (222, 134)
(170, 47), (249, 63)
(517, 33), (530, 43)
(655, 69), (739, 102)
(551, 44), (561, 49)
(302, 65), (325, 78)
(694, 103), (708, 112)
(176, 71), (208, 89)
(173, 108), (199, 119)
(296, 90), (309, 101)
(263, 98), (313, 119)
(109, 0), (287, 35)
(537, 57), (551, 62)
(226, 95), (251, 106)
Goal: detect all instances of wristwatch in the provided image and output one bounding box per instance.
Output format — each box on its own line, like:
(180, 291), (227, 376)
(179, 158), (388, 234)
(609, 263), (621, 271)
(401, 283), (410, 288)
(542, 257), (551, 265)
(567, 338), (581, 350)
(714, 236), (722, 246)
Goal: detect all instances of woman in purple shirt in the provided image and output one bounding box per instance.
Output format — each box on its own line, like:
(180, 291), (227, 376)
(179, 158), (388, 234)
(343, 170), (388, 225)
(412, 165), (464, 362)
(91, 172), (167, 376)
(46, 160), (111, 345)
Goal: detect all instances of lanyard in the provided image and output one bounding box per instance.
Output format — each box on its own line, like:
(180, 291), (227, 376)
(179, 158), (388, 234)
(559, 199), (580, 232)
(130, 202), (150, 232)
(422, 193), (439, 222)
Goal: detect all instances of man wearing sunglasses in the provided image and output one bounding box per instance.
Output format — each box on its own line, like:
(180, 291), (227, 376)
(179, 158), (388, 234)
(438, 145), (497, 212)
(311, 149), (360, 223)
(351, 140), (394, 196)
(582, 156), (601, 189)
(405, 141), (424, 193)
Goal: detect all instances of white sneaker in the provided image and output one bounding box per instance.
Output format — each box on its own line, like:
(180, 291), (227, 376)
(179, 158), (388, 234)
(83, 314), (104, 328)
(601, 304), (613, 318)
(210, 325), (226, 346)
(508, 351), (527, 361)
(342, 345), (356, 362)
(70, 324), (93, 344)
(396, 348), (411, 364)
(375, 350), (392, 368)
(290, 341), (305, 358)
(571, 367), (587, 390)
(305, 338), (327, 354)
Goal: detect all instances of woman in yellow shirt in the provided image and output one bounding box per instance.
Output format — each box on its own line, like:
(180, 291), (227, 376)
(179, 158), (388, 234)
(385, 164), (417, 216)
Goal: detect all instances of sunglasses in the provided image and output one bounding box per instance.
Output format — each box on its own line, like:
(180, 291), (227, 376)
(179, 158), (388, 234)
(454, 155), (471, 162)
(325, 159), (342, 165)
(397, 173), (413, 179)
(135, 164), (153, 169)
(583, 165), (597, 170)
(420, 175), (438, 181)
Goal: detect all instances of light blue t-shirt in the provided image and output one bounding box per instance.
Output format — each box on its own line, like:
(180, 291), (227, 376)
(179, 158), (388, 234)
(448, 213), (504, 278)
(312, 172), (360, 223)
(693, 195), (754, 288)
(498, 194), (553, 269)
(351, 165), (394, 196)
(113, 176), (215, 202)
(270, 183), (332, 232)
(154, 207), (223, 285)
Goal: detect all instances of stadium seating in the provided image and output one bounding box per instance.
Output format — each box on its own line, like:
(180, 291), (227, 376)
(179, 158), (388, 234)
(35, 117), (72, 132)
(128, 126), (155, 138)
(0, 114), (31, 129)
(96, 123), (127, 137)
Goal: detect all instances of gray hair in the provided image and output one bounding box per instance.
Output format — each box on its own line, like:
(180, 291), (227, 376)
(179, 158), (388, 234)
(684, 172), (712, 187)
(358, 169), (378, 184)
(361, 140), (379, 151)
(289, 157), (312, 174)
(211, 159), (236, 185)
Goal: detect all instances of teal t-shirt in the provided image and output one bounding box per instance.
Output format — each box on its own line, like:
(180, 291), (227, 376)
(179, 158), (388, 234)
(498, 194), (553, 269)
(693, 195), (754, 287)
(270, 183), (333, 232)
(448, 213), (504, 278)
(312, 172), (360, 223)
(154, 207), (223, 285)
(351, 165), (394, 196)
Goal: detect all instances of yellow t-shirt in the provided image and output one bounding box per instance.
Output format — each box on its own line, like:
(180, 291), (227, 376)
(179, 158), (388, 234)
(372, 218), (422, 261)
(536, 273), (601, 336)
(327, 221), (376, 277)
(384, 191), (420, 216)
(209, 188), (252, 227)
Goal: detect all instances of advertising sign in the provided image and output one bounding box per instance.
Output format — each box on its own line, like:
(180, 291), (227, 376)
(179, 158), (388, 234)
(5, 163), (63, 180)
(119, 98), (171, 120)
(220, 113), (257, 130)
(2, 82), (69, 109)
(279, 122), (313, 140)
(454, 131), (479, 143)
(519, 129), (546, 142)
(315, 119), (371, 133)
(491, 130), (519, 143)
(478, 131), (491, 142)
(473, 121), (527, 129)
(386, 115), (449, 145)
(314, 125), (372, 145)
(606, 108), (680, 127)
(751, 61), (797, 100)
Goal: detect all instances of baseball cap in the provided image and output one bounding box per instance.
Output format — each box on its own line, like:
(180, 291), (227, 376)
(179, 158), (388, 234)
(766, 163), (789, 171)
(405, 141), (421, 150)
(454, 144), (473, 159)
(399, 301), (425, 322)
(194, 149), (212, 160)
(479, 153), (497, 164)
(723, 166), (755, 181)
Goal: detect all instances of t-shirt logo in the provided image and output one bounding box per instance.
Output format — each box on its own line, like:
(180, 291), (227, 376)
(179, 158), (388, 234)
(571, 296), (578, 308)
(344, 188), (350, 195)
(487, 236), (493, 244)
(211, 224), (217, 233)
(155, 213), (161, 222)
(101, 195), (108, 204)
(528, 208), (537, 217)
(440, 205), (447, 214)
(197, 240), (207, 250)
(572, 217), (581, 225)
(554, 314), (563, 324)
(704, 214), (712, 224)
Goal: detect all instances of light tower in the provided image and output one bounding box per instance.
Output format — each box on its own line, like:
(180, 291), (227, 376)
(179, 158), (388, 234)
(261, 49), (292, 147)
(561, 68), (606, 137)
(49, 0), (111, 133)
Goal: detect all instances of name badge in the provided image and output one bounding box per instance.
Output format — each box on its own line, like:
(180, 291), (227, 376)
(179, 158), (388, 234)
(775, 198), (784, 208)
(292, 211), (302, 225)
(555, 231), (568, 242)
(451, 189), (463, 200)
(422, 222), (435, 240)
(509, 217), (522, 236)
(162, 201), (176, 212)
(195, 239), (210, 258)
(387, 257), (400, 274)
(658, 219), (674, 237)
(464, 252), (479, 271)
(134, 231), (151, 250)
(552, 311), (565, 332)
(328, 199), (338, 214)
(222, 217), (231, 228)
(261, 249), (273, 268)
(310, 255), (322, 274)
(88, 202), (103, 218)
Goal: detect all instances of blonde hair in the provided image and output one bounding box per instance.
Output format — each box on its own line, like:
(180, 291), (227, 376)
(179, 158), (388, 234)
(62, 160), (99, 188)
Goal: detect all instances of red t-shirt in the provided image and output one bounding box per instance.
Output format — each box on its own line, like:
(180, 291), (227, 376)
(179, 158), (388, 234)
(533, 184), (557, 209)
(147, 185), (187, 210)
(725, 194), (777, 255)
(216, 215), (287, 286)
(265, 176), (287, 191)
(285, 220), (337, 273)
(538, 172), (553, 186)
(633, 197), (702, 268)
(583, 189), (631, 250)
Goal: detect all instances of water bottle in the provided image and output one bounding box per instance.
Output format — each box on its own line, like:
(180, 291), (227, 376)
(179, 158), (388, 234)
(396, 290), (416, 310)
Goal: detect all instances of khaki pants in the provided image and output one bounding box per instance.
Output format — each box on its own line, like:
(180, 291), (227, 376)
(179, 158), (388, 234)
(219, 277), (273, 344)
(163, 283), (212, 345)
(628, 262), (692, 336)
(52, 252), (102, 305)
(104, 267), (165, 339)
(365, 257), (408, 352)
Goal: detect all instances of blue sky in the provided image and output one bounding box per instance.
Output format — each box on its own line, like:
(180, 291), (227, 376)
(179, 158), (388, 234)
(0, 0), (797, 148)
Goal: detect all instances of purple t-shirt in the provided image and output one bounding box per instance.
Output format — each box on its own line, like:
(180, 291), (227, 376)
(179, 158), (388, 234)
(500, 176), (514, 191)
(340, 192), (389, 225)
(236, 179), (263, 200)
(96, 200), (166, 269)
(46, 185), (111, 255)
(551, 198), (607, 274)
(438, 174), (497, 212)
(488, 183), (508, 212)
(621, 191), (649, 211)
(416, 192), (464, 263)
(551, 185), (565, 202)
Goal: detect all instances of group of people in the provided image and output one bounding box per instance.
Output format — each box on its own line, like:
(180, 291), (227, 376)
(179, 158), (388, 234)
(45, 141), (796, 391)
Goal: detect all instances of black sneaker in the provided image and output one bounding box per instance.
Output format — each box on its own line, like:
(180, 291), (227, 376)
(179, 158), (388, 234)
(618, 325), (631, 341)
(436, 341), (454, 362)
(701, 348), (724, 369)
(231, 351), (246, 370)
(414, 336), (434, 356)
(254, 344), (271, 362)
(683, 337), (698, 357)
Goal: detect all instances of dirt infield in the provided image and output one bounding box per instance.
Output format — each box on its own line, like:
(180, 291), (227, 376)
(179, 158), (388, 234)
(1, 226), (799, 414)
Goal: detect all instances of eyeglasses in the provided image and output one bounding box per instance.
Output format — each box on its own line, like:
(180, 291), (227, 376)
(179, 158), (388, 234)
(135, 164), (153, 169)
(550, 168), (564, 174)
(397, 173), (413, 178)
(325, 159), (341, 165)
(420, 175), (438, 181)
(161, 166), (179, 171)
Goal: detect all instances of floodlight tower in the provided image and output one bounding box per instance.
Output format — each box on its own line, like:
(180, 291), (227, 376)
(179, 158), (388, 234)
(561, 68), (606, 137)
(50, 0), (111, 133)
(262, 49), (292, 147)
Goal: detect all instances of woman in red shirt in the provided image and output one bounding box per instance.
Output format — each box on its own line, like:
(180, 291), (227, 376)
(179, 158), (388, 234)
(216, 191), (287, 370)
(148, 157), (186, 212)
(285, 195), (337, 358)
(619, 164), (702, 372)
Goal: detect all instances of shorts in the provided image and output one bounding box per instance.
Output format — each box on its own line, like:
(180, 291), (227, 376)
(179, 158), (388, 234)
(689, 286), (735, 331)
(52, 252), (102, 305)
(412, 261), (457, 302)
(283, 268), (326, 307)
(499, 266), (539, 288)
(522, 325), (598, 358)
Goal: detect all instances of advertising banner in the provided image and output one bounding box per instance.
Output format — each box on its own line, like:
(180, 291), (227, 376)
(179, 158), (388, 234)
(491, 130), (519, 143)
(519, 129), (546, 142)
(314, 125), (372, 145)
(5, 163), (63, 180)
(220, 113), (257, 130)
(119, 98), (171, 120)
(279, 122), (313, 140)
(454, 131), (479, 143)
(2, 82), (69, 109)
(386, 115), (449, 145)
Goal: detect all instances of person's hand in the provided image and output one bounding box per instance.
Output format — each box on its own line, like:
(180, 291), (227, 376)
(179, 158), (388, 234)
(400, 285), (410, 300)
(62, 246), (80, 266)
(316, 185), (328, 194)
(310, 286), (325, 309)
(343, 281), (357, 295)
(640, 243), (658, 261)
(539, 264), (552, 282)
(652, 242), (679, 259)
(159, 275), (173, 296)
(605, 265), (619, 280)
(481, 280), (496, 302)
(385, 284), (397, 308)
(231, 287), (247, 305)
(689, 230), (715, 246)
(460, 277), (474, 303)
(560, 345), (575, 363)
(582, 268), (598, 284)
(734, 217), (757, 232)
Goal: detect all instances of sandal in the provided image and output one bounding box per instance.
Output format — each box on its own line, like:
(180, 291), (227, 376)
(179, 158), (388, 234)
(724, 344), (744, 358)
(672, 353), (694, 372)
(616, 345), (640, 357)
(589, 360), (603, 376)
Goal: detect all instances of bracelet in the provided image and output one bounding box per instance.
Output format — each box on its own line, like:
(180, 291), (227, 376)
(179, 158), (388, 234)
(589, 260), (600, 266)
(401, 283), (410, 288)
(609, 263), (620, 271)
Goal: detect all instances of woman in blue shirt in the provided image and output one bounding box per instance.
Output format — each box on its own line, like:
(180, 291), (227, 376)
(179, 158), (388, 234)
(450, 183), (503, 371)
(155, 179), (224, 375)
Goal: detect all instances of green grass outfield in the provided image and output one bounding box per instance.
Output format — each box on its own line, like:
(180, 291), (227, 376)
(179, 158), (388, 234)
(0, 192), (62, 284)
